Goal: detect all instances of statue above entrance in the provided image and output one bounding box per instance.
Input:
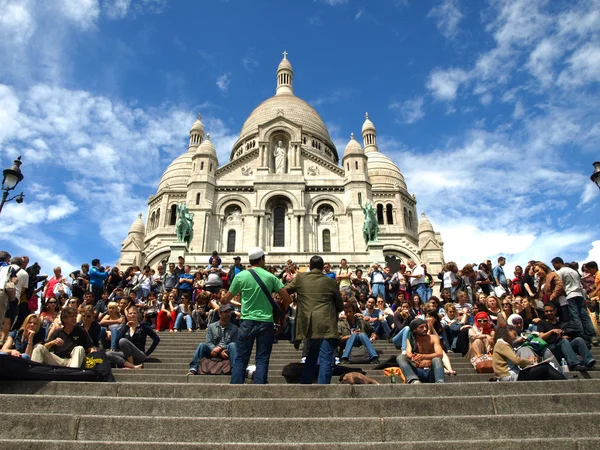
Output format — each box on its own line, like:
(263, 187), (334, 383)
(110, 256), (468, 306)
(274, 140), (287, 174)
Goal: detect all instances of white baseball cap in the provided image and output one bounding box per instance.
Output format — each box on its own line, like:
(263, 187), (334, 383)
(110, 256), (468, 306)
(248, 247), (267, 260)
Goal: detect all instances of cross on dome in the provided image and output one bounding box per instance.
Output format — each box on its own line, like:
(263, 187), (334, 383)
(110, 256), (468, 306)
(282, 50), (288, 59)
(365, 112), (369, 120)
(351, 132), (355, 139)
(197, 113), (201, 120)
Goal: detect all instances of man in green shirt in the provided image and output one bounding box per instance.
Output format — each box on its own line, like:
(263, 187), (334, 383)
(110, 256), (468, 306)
(224, 247), (291, 384)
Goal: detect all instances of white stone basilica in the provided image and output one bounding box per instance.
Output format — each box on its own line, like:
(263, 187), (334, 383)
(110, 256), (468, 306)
(118, 54), (445, 273)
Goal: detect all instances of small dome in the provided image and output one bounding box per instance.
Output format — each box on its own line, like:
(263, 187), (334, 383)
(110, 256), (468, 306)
(362, 112), (376, 134)
(366, 151), (407, 191)
(157, 152), (192, 191)
(129, 213), (145, 235)
(418, 212), (435, 234)
(190, 113), (204, 134)
(343, 133), (363, 158)
(197, 133), (217, 158)
(277, 51), (293, 72)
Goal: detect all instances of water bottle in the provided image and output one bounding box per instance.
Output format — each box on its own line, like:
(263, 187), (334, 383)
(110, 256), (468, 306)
(561, 358), (570, 374)
(390, 370), (396, 384)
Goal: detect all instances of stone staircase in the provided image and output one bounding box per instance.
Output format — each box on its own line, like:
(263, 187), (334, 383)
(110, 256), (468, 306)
(2, 331), (600, 448)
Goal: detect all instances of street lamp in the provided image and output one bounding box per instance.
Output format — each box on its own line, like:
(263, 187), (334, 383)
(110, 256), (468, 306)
(591, 161), (600, 191)
(0, 156), (25, 215)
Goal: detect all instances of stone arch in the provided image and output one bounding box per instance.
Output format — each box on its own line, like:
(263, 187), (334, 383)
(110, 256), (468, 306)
(307, 194), (345, 216)
(259, 190), (300, 210)
(216, 195), (251, 215)
(382, 244), (420, 265)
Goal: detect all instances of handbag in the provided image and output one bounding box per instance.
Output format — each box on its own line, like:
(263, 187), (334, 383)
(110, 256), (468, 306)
(470, 352), (494, 373)
(28, 294), (39, 312)
(494, 285), (507, 297)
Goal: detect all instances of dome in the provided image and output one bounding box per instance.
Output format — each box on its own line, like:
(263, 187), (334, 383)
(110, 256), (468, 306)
(418, 212), (434, 234)
(277, 57), (293, 72)
(190, 114), (204, 134)
(362, 113), (376, 134)
(129, 213), (145, 235)
(157, 152), (192, 191)
(197, 133), (217, 158)
(234, 95), (336, 159)
(343, 133), (363, 158)
(366, 151), (407, 191)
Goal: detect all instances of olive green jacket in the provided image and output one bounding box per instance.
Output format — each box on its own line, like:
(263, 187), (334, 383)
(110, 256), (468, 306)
(337, 317), (373, 338)
(285, 269), (344, 341)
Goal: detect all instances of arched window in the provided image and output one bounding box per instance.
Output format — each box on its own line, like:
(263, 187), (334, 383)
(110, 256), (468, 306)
(200, 162), (204, 171)
(169, 204), (177, 226)
(210, 163), (213, 172)
(196, 193), (200, 205)
(386, 204), (394, 225)
(377, 204), (384, 225)
(409, 210), (415, 231)
(322, 229), (331, 252)
(156, 209), (160, 229)
(403, 207), (410, 230)
(227, 230), (236, 252)
(358, 192), (362, 204)
(273, 206), (285, 247)
(355, 161), (359, 170)
(347, 163), (349, 171)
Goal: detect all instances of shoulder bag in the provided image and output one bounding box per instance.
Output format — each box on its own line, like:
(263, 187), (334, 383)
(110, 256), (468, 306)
(248, 269), (283, 320)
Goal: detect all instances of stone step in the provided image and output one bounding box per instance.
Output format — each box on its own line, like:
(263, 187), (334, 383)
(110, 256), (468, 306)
(3, 393), (600, 418)
(2, 412), (600, 442)
(2, 438), (600, 450)
(4, 379), (599, 399)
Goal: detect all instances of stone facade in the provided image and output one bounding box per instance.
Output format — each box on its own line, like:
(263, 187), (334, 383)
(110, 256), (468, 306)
(118, 54), (445, 273)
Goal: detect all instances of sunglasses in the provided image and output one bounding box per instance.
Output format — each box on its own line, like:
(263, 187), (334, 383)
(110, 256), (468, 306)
(502, 303), (511, 306)
(48, 302), (57, 305)
(477, 319), (488, 324)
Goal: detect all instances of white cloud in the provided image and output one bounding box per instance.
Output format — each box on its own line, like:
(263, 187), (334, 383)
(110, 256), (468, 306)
(0, 0), (36, 46)
(581, 240), (600, 266)
(558, 43), (600, 87)
(426, 68), (469, 101)
(242, 48), (260, 71)
(526, 38), (562, 87)
(428, 0), (463, 39)
(355, 9), (364, 21)
(512, 100), (525, 119)
(389, 97), (425, 124)
(216, 73), (231, 93)
(104, 0), (132, 19)
(57, 0), (100, 30)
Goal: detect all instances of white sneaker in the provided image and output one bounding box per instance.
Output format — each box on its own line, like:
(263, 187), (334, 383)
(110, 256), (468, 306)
(300, 357), (306, 363)
(401, 350), (407, 356)
(334, 357), (340, 365)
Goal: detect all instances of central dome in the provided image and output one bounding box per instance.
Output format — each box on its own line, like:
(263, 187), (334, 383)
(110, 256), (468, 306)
(237, 95), (333, 146)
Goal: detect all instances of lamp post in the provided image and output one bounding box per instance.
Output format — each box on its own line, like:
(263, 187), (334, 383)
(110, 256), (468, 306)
(591, 161), (600, 191)
(0, 156), (25, 215)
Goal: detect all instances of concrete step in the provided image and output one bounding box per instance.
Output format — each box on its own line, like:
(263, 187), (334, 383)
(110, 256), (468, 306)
(2, 438), (600, 450)
(4, 393), (600, 418)
(2, 412), (600, 442)
(4, 379), (600, 398)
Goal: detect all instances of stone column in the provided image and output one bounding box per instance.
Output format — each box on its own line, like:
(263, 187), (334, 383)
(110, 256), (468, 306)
(288, 213), (296, 252)
(217, 215), (224, 252)
(258, 215), (265, 249)
(299, 215), (305, 253)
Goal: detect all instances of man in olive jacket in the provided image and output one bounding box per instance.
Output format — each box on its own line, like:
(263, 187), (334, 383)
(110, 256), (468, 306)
(285, 255), (344, 384)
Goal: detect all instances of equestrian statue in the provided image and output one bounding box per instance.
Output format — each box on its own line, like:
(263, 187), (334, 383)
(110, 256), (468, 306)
(359, 197), (379, 245)
(175, 202), (194, 246)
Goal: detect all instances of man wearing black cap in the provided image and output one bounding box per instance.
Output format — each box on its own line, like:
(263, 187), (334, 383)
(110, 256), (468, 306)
(227, 256), (245, 285)
(187, 304), (238, 375)
(396, 318), (445, 384)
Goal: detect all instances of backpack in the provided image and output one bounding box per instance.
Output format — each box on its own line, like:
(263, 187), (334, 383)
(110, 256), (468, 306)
(0, 265), (16, 302)
(512, 276), (523, 296)
(199, 357), (231, 375)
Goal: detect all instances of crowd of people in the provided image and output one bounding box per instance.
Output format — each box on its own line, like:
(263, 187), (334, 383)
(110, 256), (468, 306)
(0, 247), (598, 385)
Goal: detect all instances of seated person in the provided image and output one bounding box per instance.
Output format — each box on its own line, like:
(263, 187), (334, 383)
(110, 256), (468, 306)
(537, 303), (595, 371)
(78, 305), (101, 348)
(174, 293), (193, 332)
(441, 303), (468, 351)
(188, 304), (238, 375)
(392, 301), (411, 340)
(507, 313), (559, 367)
(192, 291), (212, 331)
(337, 302), (379, 364)
(396, 318), (445, 384)
(100, 301), (124, 350)
(493, 325), (566, 381)
(94, 291), (111, 320)
(465, 312), (495, 360)
(363, 297), (392, 339)
(31, 307), (94, 368)
(111, 306), (160, 367)
(1, 314), (43, 359)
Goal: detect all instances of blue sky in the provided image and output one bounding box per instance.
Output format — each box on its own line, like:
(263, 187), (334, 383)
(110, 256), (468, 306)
(0, 0), (598, 274)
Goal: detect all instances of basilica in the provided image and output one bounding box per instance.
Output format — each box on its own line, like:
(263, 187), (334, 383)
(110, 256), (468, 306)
(118, 54), (445, 273)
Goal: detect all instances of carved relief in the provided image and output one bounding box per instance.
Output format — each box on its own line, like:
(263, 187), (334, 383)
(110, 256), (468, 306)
(307, 166), (320, 176)
(226, 207), (242, 223)
(241, 165), (253, 176)
(318, 206), (334, 223)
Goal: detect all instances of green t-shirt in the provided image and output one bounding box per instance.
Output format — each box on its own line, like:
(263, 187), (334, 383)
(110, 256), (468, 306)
(228, 267), (284, 322)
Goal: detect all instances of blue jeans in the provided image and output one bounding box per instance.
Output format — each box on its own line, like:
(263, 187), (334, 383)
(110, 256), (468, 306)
(189, 342), (238, 373)
(174, 313), (192, 330)
(414, 284), (429, 302)
(567, 296), (596, 343)
(231, 320), (274, 384)
(0, 351), (30, 360)
(392, 327), (410, 351)
(554, 337), (595, 368)
(100, 325), (121, 350)
(372, 283), (385, 298)
(372, 319), (392, 338)
(302, 338), (337, 384)
(396, 354), (445, 383)
(341, 332), (378, 360)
